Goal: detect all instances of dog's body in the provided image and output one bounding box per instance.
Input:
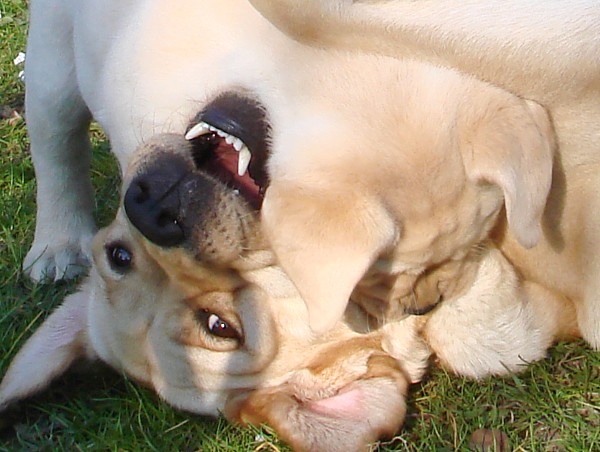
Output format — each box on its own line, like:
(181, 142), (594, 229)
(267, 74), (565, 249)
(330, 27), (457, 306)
(24, 0), (600, 348)
(0, 0), (588, 444)
(247, 0), (600, 346)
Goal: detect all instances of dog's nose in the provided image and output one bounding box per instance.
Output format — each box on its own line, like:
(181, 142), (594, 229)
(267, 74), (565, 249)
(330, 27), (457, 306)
(124, 157), (188, 247)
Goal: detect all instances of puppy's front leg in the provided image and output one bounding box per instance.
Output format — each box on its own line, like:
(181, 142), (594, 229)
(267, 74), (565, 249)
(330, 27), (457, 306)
(423, 247), (578, 378)
(578, 197), (600, 349)
(22, 2), (95, 282)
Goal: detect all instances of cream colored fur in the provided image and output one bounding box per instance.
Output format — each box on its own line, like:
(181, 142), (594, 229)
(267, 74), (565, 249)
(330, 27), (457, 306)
(10, 0), (593, 448)
(1, 206), (573, 450)
(248, 0), (600, 346)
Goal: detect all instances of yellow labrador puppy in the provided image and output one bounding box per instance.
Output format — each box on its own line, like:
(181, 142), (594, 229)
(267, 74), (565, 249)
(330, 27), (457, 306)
(10, 0), (584, 447)
(22, 0), (577, 339)
(247, 0), (600, 346)
(1, 135), (577, 451)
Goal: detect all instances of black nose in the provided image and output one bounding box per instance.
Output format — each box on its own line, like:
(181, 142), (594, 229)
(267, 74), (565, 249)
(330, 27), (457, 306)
(124, 156), (188, 247)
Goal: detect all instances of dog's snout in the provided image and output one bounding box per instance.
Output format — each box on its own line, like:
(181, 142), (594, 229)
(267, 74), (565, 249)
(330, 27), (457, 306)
(123, 134), (258, 264)
(124, 158), (188, 247)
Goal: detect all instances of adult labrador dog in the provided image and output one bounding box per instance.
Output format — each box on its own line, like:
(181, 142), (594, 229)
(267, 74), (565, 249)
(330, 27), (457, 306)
(1, 136), (577, 451)
(247, 0), (600, 344)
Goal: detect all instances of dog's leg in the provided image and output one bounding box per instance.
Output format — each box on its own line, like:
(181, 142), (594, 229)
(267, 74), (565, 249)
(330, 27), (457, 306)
(524, 282), (579, 342)
(580, 288), (600, 350)
(22, 2), (95, 281)
(423, 248), (577, 378)
(578, 202), (600, 349)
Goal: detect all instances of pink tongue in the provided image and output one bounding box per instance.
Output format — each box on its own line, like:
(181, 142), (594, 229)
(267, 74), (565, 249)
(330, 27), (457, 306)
(207, 143), (262, 209)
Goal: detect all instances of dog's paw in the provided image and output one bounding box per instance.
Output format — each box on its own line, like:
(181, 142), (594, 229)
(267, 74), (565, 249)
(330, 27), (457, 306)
(23, 235), (94, 282)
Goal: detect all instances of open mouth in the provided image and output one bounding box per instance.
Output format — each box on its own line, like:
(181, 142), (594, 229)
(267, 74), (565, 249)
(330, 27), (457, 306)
(184, 92), (270, 210)
(185, 122), (262, 208)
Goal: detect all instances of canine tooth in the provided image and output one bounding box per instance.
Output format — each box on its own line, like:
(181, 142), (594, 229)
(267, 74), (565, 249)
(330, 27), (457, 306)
(233, 138), (243, 151)
(185, 122), (211, 140)
(238, 146), (251, 176)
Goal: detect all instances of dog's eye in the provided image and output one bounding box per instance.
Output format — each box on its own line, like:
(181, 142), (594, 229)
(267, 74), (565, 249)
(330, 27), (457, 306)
(195, 309), (240, 340)
(106, 243), (133, 271)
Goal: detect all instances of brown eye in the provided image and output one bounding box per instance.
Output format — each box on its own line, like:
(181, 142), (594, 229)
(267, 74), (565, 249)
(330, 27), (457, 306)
(195, 309), (240, 340)
(106, 242), (133, 272)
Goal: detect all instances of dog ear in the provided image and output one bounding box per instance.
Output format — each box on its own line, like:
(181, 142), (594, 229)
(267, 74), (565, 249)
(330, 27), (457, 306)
(262, 184), (397, 334)
(224, 350), (409, 452)
(0, 284), (95, 411)
(460, 96), (554, 248)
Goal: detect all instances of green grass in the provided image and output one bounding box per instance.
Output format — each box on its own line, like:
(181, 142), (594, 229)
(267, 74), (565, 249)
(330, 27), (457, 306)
(1, 1), (599, 450)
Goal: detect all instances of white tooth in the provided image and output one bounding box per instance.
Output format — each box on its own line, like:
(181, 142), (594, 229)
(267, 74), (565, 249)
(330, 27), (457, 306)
(233, 138), (243, 151)
(185, 122), (211, 140)
(237, 146), (251, 176)
(186, 121), (246, 152)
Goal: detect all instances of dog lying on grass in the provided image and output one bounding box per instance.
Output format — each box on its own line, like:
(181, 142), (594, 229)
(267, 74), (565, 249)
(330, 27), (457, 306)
(1, 135), (578, 451)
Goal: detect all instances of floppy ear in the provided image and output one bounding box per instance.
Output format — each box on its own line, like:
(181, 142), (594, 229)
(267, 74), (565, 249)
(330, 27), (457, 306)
(0, 285), (95, 411)
(460, 97), (554, 248)
(224, 349), (409, 452)
(262, 185), (397, 334)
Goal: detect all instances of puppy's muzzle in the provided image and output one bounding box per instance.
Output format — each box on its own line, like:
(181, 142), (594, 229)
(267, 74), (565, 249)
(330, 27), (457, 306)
(125, 154), (189, 247)
(124, 134), (258, 265)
